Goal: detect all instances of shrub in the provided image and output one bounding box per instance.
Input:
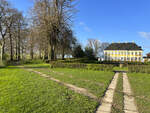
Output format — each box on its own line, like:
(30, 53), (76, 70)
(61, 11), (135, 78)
(3, 59), (45, 66)
(128, 65), (150, 73)
(51, 62), (114, 71)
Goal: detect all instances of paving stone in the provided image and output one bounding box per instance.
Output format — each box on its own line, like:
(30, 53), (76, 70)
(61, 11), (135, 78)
(97, 103), (112, 113)
(124, 110), (139, 113)
(25, 68), (98, 101)
(96, 73), (119, 113)
(123, 73), (139, 113)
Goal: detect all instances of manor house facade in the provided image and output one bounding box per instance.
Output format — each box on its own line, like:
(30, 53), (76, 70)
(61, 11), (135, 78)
(104, 42), (143, 62)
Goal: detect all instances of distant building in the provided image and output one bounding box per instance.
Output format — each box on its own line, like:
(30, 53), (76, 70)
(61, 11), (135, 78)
(104, 42), (143, 62)
(143, 53), (150, 62)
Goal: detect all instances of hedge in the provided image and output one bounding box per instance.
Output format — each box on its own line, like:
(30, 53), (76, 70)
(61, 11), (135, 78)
(128, 65), (150, 73)
(50, 62), (114, 71)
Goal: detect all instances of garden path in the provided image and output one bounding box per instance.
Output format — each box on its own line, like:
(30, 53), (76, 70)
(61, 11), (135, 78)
(123, 73), (139, 113)
(25, 68), (99, 101)
(21, 66), (139, 113)
(96, 72), (119, 113)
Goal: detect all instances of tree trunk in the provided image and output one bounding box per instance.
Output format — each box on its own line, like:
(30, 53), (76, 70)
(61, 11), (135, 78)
(21, 45), (24, 60)
(18, 36), (21, 60)
(51, 45), (55, 60)
(2, 39), (5, 60)
(62, 48), (65, 60)
(9, 33), (13, 61)
(18, 28), (21, 61)
(30, 47), (34, 59)
(0, 44), (2, 62)
(16, 40), (18, 60)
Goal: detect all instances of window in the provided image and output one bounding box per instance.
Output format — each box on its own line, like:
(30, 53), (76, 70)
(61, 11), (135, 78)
(139, 52), (141, 56)
(132, 52), (134, 55)
(139, 57), (141, 61)
(131, 57), (134, 61)
(135, 52), (137, 55)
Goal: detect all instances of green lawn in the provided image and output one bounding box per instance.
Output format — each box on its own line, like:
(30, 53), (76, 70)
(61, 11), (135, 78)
(112, 74), (124, 113)
(23, 64), (114, 98)
(128, 73), (150, 113)
(113, 66), (128, 71)
(0, 67), (98, 113)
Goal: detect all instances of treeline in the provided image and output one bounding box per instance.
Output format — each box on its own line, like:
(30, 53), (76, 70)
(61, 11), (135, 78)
(0, 0), (27, 61)
(0, 0), (109, 62)
(0, 0), (77, 61)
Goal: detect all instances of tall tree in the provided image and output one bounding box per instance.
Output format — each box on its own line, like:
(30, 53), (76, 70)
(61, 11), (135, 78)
(87, 39), (101, 57)
(31, 0), (76, 60)
(60, 27), (76, 59)
(0, 0), (10, 60)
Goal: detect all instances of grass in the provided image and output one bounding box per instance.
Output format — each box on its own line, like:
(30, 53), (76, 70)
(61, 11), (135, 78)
(0, 61), (5, 68)
(57, 58), (99, 64)
(128, 73), (150, 113)
(113, 66), (128, 71)
(112, 73), (124, 113)
(0, 67), (98, 113)
(23, 63), (114, 98)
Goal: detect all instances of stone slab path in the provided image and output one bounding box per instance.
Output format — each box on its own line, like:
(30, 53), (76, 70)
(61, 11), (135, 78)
(25, 68), (98, 101)
(123, 73), (139, 113)
(20, 66), (139, 113)
(96, 72), (119, 113)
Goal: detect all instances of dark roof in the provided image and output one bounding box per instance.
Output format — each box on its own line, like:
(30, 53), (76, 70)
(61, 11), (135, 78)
(104, 43), (143, 50)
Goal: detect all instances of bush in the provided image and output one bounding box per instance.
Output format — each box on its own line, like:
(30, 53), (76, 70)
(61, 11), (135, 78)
(128, 65), (150, 73)
(3, 59), (45, 66)
(51, 62), (114, 71)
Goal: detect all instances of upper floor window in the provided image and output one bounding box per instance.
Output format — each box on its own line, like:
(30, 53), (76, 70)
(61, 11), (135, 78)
(132, 52), (134, 55)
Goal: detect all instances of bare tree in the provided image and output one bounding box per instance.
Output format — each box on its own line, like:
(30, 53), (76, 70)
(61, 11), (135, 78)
(31, 0), (76, 60)
(0, 0), (10, 60)
(100, 42), (109, 57)
(59, 27), (76, 59)
(87, 39), (101, 57)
